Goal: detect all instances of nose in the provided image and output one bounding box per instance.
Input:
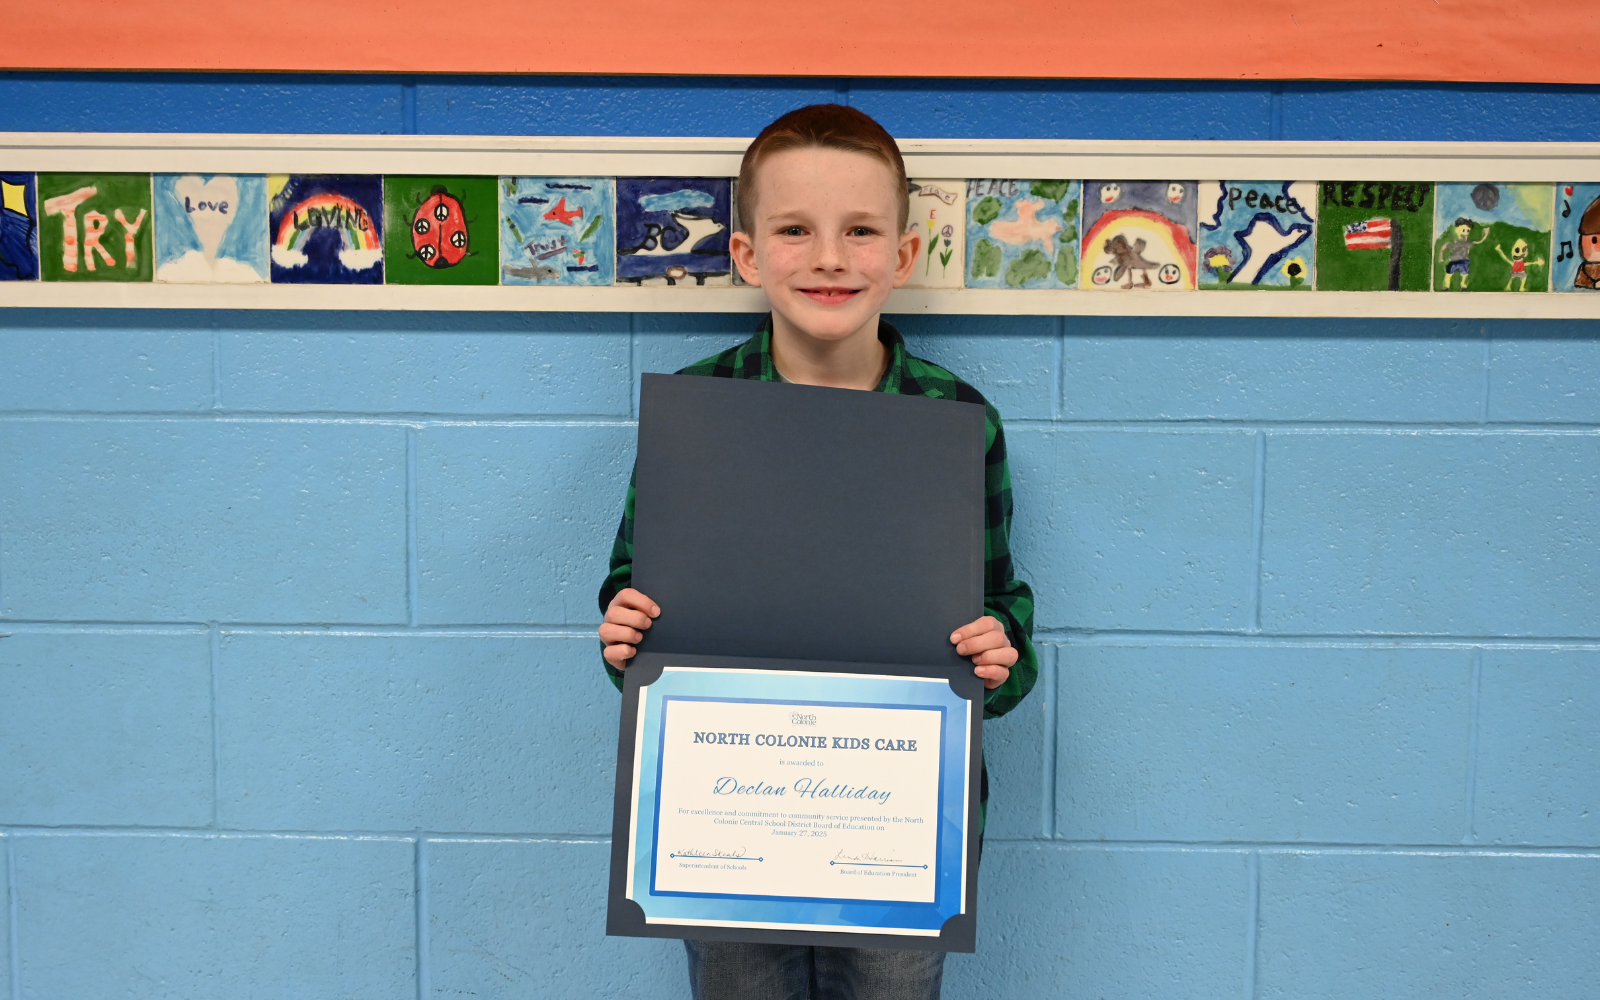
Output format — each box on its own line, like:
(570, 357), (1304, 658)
(813, 229), (846, 272)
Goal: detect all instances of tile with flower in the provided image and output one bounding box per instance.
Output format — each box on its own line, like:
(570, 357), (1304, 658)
(1196, 181), (1316, 290)
(902, 179), (966, 289)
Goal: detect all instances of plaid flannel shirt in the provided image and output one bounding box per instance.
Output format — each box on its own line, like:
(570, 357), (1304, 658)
(598, 316), (1039, 721)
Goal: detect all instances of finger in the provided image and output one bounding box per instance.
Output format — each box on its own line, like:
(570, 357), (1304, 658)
(611, 588), (661, 617)
(603, 643), (636, 668)
(599, 623), (643, 646)
(970, 646), (1019, 669)
(974, 664), (1011, 690)
(604, 607), (654, 631)
(949, 616), (1002, 645)
(954, 630), (1010, 657)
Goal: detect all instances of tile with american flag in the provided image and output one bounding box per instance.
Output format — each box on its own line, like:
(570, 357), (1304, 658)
(1313, 181), (1434, 291)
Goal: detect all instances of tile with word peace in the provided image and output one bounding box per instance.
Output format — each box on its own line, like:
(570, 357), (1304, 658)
(964, 179), (1080, 289)
(1197, 182), (1316, 290)
(903, 179), (967, 289)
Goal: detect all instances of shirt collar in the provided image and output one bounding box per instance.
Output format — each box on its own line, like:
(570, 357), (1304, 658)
(753, 315), (909, 393)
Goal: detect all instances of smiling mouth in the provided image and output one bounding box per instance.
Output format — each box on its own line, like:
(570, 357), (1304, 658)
(799, 287), (862, 303)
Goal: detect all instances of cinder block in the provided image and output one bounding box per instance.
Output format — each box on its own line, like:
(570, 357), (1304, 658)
(1008, 428), (1258, 631)
(942, 843), (1249, 1000)
(1057, 644), (1471, 844)
(1475, 648), (1600, 846)
(416, 423), (633, 624)
(1280, 84), (1600, 142)
(0, 421), (408, 623)
(13, 834), (415, 1000)
(220, 315), (631, 415)
(894, 314), (1058, 420)
(1260, 433), (1600, 636)
(428, 839), (684, 999)
(0, 76), (404, 133)
(1488, 324), (1600, 423)
(982, 644), (1052, 841)
(1060, 319), (1484, 422)
(0, 321), (212, 412)
(217, 633), (621, 834)
(633, 312), (763, 412)
(1257, 851), (1600, 999)
(0, 631), (213, 827)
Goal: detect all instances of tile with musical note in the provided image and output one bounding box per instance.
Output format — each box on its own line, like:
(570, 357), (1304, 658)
(1313, 182), (1433, 291)
(1432, 183), (1552, 292)
(1553, 183), (1600, 292)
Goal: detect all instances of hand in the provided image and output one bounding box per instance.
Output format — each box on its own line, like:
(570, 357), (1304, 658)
(600, 588), (660, 670)
(950, 616), (1017, 690)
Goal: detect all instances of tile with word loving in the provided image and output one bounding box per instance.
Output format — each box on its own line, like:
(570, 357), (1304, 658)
(153, 174), (268, 283)
(1197, 182), (1316, 290)
(616, 177), (731, 286)
(1081, 180), (1198, 290)
(268, 174), (384, 285)
(37, 173), (152, 282)
(964, 179), (1079, 289)
(0, 172), (39, 280)
(383, 175), (499, 286)
(1552, 183), (1600, 292)
(501, 176), (614, 285)
(1432, 183), (1552, 292)
(903, 180), (967, 288)
(1314, 182), (1434, 291)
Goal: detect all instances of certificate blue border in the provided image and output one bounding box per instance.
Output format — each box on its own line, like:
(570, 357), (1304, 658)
(629, 667), (968, 933)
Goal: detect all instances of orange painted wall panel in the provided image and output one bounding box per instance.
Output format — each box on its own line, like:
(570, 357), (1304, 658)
(9, 0), (1598, 84)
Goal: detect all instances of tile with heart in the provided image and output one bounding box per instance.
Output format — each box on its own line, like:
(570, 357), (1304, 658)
(964, 179), (1080, 289)
(0, 172), (39, 280)
(1196, 182), (1316, 290)
(1432, 183), (1552, 292)
(153, 174), (268, 283)
(616, 177), (731, 286)
(903, 179), (967, 289)
(1313, 182), (1434, 291)
(500, 176), (614, 286)
(268, 174), (384, 285)
(1552, 183), (1600, 292)
(37, 173), (153, 282)
(1081, 180), (1198, 291)
(383, 176), (499, 285)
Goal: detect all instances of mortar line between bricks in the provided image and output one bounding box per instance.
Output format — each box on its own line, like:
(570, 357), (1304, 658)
(209, 624), (221, 831)
(1480, 326), (1492, 423)
(1002, 420), (1600, 433)
(1245, 850), (1260, 1000)
(406, 428), (420, 627)
(1248, 431), (1266, 632)
(210, 325), (222, 410)
(629, 311), (640, 419)
(414, 838), (429, 1000)
(7, 833), (18, 1000)
(1052, 315), (1065, 421)
(1464, 648), (1484, 845)
(1041, 644), (1058, 840)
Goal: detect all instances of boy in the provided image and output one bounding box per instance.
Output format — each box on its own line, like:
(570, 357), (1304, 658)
(597, 104), (1037, 1000)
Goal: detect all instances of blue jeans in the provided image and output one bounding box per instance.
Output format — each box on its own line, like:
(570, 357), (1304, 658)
(684, 940), (945, 1000)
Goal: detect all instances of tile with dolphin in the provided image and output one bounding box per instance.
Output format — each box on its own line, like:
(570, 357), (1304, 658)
(1196, 182), (1316, 290)
(1080, 180), (1198, 291)
(268, 174), (383, 285)
(0, 172), (39, 281)
(37, 172), (153, 282)
(1551, 183), (1600, 292)
(500, 176), (614, 286)
(964, 179), (1080, 289)
(1432, 182), (1552, 292)
(615, 177), (731, 286)
(153, 174), (268, 283)
(903, 179), (967, 289)
(384, 175), (499, 285)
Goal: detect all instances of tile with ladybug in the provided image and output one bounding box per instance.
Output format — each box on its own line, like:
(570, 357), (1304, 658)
(269, 174), (384, 284)
(616, 177), (732, 286)
(1196, 182), (1317, 290)
(383, 175), (499, 285)
(37, 173), (153, 282)
(1, 172), (40, 281)
(901, 179), (966, 289)
(1551, 183), (1600, 292)
(500, 176), (615, 286)
(1081, 180), (1198, 291)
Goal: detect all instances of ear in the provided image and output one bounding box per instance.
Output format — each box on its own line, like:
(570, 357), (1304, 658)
(729, 229), (761, 286)
(892, 225), (921, 287)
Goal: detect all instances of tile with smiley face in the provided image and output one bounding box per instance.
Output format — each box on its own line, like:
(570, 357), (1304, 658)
(902, 179), (967, 289)
(153, 174), (268, 283)
(1313, 182), (1434, 291)
(1080, 180), (1198, 291)
(1196, 182), (1317, 290)
(0, 172), (39, 280)
(1552, 183), (1600, 292)
(964, 179), (1080, 289)
(1432, 182), (1552, 293)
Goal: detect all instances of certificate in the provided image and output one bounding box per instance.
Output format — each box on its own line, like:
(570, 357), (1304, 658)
(607, 653), (982, 952)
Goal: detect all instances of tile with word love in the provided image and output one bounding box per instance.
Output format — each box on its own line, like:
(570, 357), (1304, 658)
(964, 179), (1080, 289)
(153, 174), (268, 283)
(37, 173), (152, 282)
(268, 175), (384, 285)
(1197, 182), (1316, 290)
(903, 180), (967, 289)
(1552, 183), (1600, 292)
(616, 177), (731, 286)
(1432, 183), (1552, 292)
(1313, 182), (1434, 291)
(0, 172), (39, 281)
(1081, 181), (1198, 291)
(383, 175), (499, 286)
(500, 176), (614, 286)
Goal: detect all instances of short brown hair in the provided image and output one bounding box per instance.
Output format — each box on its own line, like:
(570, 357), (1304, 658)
(736, 104), (909, 234)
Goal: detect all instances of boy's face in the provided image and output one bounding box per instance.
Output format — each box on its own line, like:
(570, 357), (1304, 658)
(730, 147), (918, 344)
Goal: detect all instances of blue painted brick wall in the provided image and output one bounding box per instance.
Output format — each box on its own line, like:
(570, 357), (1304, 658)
(2, 74), (1598, 999)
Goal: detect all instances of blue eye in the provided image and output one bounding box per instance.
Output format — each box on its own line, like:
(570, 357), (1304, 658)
(851, 227), (873, 237)
(782, 226), (805, 236)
